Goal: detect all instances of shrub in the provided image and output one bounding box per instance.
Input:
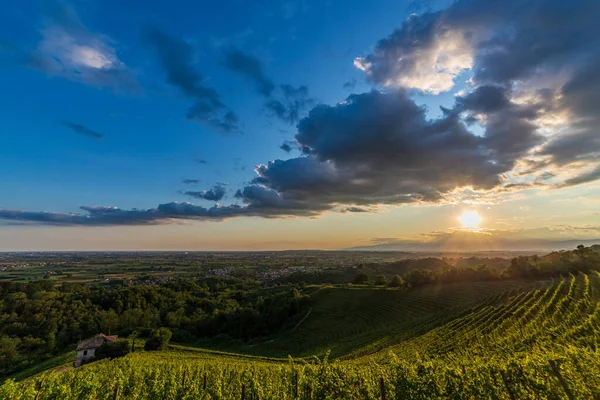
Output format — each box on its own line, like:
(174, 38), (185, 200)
(353, 273), (370, 285)
(375, 275), (388, 286)
(144, 328), (172, 351)
(95, 339), (130, 360)
(388, 274), (405, 287)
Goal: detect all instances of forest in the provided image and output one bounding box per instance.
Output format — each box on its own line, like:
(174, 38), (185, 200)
(0, 278), (310, 376)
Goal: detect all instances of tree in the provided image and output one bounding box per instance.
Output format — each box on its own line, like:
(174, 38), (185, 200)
(100, 309), (119, 334)
(388, 275), (405, 287)
(130, 330), (139, 353)
(404, 269), (435, 287)
(0, 336), (21, 369)
(353, 273), (370, 285)
(375, 275), (388, 286)
(144, 328), (172, 351)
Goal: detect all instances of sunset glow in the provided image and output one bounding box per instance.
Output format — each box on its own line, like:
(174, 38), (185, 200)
(459, 211), (482, 229)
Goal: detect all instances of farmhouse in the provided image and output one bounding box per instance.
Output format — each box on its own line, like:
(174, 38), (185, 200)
(75, 333), (118, 367)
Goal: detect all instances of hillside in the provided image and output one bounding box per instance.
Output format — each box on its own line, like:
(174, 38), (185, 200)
(3, 274), (600, 399)
(236, 280), (540, 358)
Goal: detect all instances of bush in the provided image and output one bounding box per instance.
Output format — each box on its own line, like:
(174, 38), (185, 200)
(388, 274), (405, 287)
(144, 328), (172, 351)
(95, 339), (130, 360)
(375, 275), (388, 286)
(353, 273), (370, 285)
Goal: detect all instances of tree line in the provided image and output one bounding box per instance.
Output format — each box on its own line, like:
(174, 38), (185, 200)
(0, 277), (310, 377)
(352, 245), (600, 289)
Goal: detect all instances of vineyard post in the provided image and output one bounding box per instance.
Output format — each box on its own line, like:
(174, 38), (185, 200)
(548, 360), (575, 400)
(499, 370), (516, 400)
(182, 369), (187, 387)
(294, 373), (299, 398)
(306, 384), (312, 400)
(203, 373), (207, 390)
(241, 383), (246, 400)
(114, 384), (119, 400)
(379, 377), (386, 400)
(33, 376), (46, 400)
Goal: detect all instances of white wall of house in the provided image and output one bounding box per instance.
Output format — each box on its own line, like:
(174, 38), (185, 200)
(75, 348), (96, 367)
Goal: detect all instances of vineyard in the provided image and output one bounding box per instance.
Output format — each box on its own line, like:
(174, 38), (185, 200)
(2, 273), (600, 399)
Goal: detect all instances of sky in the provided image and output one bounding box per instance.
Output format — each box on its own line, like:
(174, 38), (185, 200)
(1, 0), (600, 251)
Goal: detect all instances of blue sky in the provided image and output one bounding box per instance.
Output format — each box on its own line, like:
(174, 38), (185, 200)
(1, 0), (435, 212)
(1, 0), (600, 250)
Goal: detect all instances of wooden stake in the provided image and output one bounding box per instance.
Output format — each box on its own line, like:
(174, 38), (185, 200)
(306, 384), (312, 400)
(114, 384), (119, 400)
(34, 377), (45, 400)
(241, 383), (246, 400)
(203, 373), (207, 390)
(294, 373), (299, 398)
(499, 370), (516, 400)
(549, 360), (575, 400)
(379, 377), (386, 400)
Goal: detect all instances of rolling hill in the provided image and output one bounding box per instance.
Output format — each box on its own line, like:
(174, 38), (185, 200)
(3, 274), (600, 398)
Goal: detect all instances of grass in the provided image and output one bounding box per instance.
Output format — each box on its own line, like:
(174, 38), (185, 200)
(4, 351), (76, 383)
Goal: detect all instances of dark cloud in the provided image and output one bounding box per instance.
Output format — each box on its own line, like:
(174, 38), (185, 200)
(355, 0), (600, 184)
(340, 206), (377, 213)
(195, 159), (209, 165)
(28, 0), (139, 92)
(0, 204), (248, 226)
(342, 79), (356, 91)
(539, 57), (600, 167)
(61, 120), (104, 139)
(560, 166), (600, 188)
(182, 184), (227, 202)
(355, 0), (600, 92)
(456, 85), (544, 170)
(2, 87), (547, 226)
(222, 48), (315, 124)
(265, 84), (315, 124)
(280, 140), (295, 153)
(147, 28), (240, 133)
(536, 172), (556, 181)
(455, 85), (511, 114)
(236, 89), (521, 212)
(182, 179), (200, 184)
(223, 47), (274, 97)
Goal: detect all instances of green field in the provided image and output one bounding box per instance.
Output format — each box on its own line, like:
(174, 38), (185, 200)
(2, 273), (600, 399)
(220, 280), (540, 358)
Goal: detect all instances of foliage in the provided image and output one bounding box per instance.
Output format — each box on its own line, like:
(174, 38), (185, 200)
(388, 274), (404, 287)
(353, 273), (370, 284)
(0, 278), (310, 377)
(3, 271), (600, 397)
(95, 339), (130, 360)
(374, 275), (387, 285)
(144, 328), (172, 351)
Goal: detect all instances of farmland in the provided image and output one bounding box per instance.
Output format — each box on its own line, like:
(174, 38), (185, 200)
(1, 247), (600, 398)
(2, 273), (600, 398)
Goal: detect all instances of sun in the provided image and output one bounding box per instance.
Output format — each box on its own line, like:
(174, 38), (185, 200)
(458, 211), (482, 229)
